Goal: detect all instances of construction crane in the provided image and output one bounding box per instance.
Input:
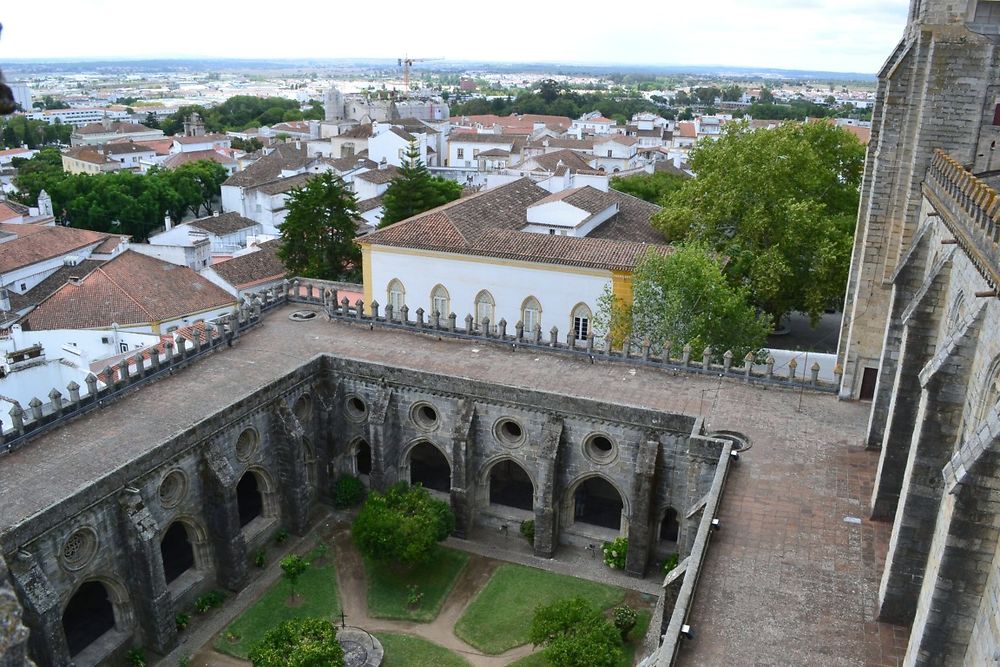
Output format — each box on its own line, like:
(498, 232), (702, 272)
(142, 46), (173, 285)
(398, 56), (443, 91)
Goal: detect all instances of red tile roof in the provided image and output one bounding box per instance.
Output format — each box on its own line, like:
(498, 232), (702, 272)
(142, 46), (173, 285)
(23, 250), (236, 330)
(163, 149), (237, 169)
(212, 240), (287, 289)
(0, 224), (113, 274)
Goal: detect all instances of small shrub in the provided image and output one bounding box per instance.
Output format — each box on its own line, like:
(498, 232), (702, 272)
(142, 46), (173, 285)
(178, 656), (190, 667)
(663, 552), (679, 575)
(613, 604), (638, 640)
(274, 528), (289, 545)
(406, 584), (424, 609)
(127, 648), (146, 667)
(254, 548), (267, 568)
(602, 537), (628, 569)
(175, 611), (190, 632)
(195, 590), (225, 613)
(520, 519), (535, 545)
(309, 539), (329, 563)
(333, 475), (365, 508)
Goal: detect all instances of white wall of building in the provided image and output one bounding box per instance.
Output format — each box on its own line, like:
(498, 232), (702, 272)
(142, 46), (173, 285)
(1, 244), (103, 294)
(369, 246), (609, 337)
(130, 242), (211, 270)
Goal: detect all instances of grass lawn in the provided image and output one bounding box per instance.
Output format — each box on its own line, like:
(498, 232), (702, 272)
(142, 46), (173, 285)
(376, 632), (469, 667)
(215, 562), (340, 659)
(454, 563), (624, 654)
(365, 547), (469, 622)
(509, 609), (653, 667)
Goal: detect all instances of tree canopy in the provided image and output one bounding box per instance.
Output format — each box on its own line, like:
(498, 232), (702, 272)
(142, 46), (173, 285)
(248, 618), (345, 667)
(277, 172), (361, 281)
(528, 597), (623, 667)
(609, 171), (687, 205)
(11, 150), (228, 241)
(1, 115), (72, 148)
(449, 80), (659, 121)
(159, 95), (323, 135)
(380, 141), (462, 227)
(652, 120), (864, 323)
(595, 244), (772, 360)
(351, 482), (455, 567)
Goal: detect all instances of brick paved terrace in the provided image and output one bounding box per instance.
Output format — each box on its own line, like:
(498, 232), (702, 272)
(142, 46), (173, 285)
(0, 305), (907, 665)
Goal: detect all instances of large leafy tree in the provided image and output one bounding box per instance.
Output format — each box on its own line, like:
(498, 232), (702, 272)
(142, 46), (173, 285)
(594, 244), (771, 360)
(653, 120), (864, 324)
(610, 171), (686, 205)
(277, 172), (361, 281)
(379, 141), (462, 227)
(351, 482), (455, 567)
(248, 618), (345, 667)
(528, 597), (623, 667)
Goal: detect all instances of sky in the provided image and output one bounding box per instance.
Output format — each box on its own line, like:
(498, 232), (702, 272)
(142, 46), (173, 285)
(1, 0), (912, 74)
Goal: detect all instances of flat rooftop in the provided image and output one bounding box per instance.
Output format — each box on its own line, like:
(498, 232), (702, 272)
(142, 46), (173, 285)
(0, 304), (901, 665)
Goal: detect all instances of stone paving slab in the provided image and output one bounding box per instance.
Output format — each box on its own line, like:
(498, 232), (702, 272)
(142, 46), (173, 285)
(2, 306), (907, 665)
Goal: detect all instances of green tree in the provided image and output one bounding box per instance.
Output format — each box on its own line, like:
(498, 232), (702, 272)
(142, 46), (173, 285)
(758, 88), (775, 104)
(610, 171), (686, 205)
(280, 555), (308, 601)
(144, 112), (160, 129)
(248, 618), (345, 667)
(379, 141), (462, 227)
(653, 121), (864, 324)
(351, 482), (455, 567)
(528, 597), (622, 667)
(594, 244), (772, 360)
(277, 172), (361, 281)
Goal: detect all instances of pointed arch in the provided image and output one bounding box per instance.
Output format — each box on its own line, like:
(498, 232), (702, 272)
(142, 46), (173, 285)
(976, 354), (1000, 426)
(404, 439), (451, 492)
(484, 456), (535, 511)
(430, 284), (451, 318)
(387, 278), (406, 319)
(565, 473), (627, 532)
(521, 296), (542, 334)
(62, 575), (131, 658)
(571, 302), (593, 341)
(474, 290), (495, 331)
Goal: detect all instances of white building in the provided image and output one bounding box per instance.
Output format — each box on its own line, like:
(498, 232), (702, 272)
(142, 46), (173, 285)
(368, 125), (428, 168)
(591, 136), (641, 173)
(447, 133), (522, 169)
(147, 212), (262, 259)
(571, 111), (618, 136)
(9, 83), (31, 112)
(26, 107), (128, 127)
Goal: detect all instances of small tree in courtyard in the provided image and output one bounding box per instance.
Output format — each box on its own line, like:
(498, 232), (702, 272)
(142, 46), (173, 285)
(248, 618), (344, 667)
(529, 597), (622, 667)
(280, 555), (308, 602)
(277, 171), (361, 280)
(379, 140), (462, 227)
(351, 482), (455, 567)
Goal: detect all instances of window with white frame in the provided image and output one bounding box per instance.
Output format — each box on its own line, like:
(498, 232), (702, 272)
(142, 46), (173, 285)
(431, 284), (450, 317)
(387, 279), (405, 319)
(457, 148), (465, 159)
(572, 303), (592, 341)
(522, 296), (541, 334)
(475, 290), (495, 331)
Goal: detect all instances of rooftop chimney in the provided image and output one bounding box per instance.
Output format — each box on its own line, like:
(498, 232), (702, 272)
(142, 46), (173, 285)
(164, 215), (173, 231)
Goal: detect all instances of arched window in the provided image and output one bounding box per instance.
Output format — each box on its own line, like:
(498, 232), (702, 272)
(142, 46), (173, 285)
(521, 297), (542, 334)
(572, 303), (592, 341)
(160, 522), (196, 584)
(431, 284), (450, 317)
(977, 356), (1000, 425)
(63, 581), (117, 657)
(475, 290), (495, 331)
(386, 279), (406, 320)
(947, 291), (966, 336)
(236, 472), (264, 527)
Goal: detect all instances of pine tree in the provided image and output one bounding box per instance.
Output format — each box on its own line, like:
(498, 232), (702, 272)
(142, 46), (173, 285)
(277, 172), (361, 280)
(379, 140), (462, 227)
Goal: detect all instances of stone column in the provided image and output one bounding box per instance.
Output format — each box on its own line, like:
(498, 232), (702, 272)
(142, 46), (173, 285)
(877, 313), (982, 624)
(625, 439), (659, 577)
(118, 489), (177, 654)
(364, 386), (395, 491)
(7, 552), (67, 667)
(270, 400), (311, 536)
(449, 400), (476, 538)
(0, 556), (36, 667)
(533, 416), (564, 558)
(201, 444), (249, 591)
(870, 249), (951, 518)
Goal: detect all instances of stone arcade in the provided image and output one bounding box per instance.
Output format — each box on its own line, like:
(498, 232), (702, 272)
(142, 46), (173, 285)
(0, 342), (727, 665)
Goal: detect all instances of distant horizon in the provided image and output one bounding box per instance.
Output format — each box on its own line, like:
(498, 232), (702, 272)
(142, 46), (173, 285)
(0, 0), (909, 75)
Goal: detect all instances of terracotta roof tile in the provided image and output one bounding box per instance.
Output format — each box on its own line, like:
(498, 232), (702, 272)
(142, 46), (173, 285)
(23, 250), (236, 330)
(355, 166), (399, 185)
(0, 224), (113, 274)
(163, 149), (237, 169)
(212, 240), (287, 289)
(184, 212), (259, 236)
(7, 259), (105, 313)
(223, 143), (310, 188)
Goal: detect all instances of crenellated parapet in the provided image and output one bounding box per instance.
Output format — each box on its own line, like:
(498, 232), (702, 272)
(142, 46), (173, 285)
(924, 150), (1000, 292)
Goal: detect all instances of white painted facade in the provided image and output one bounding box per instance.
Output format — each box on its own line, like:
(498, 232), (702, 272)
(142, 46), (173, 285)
(368, 127), (428, 168)
(1, 243), (106, 295)
(25, 108), (128, 126)
(369, 246), (606, 339)
(148, 219), (262, 257)
(448, 137), (516, 169)
(130, 239), (211, 271)
(523, 200), (618, 237)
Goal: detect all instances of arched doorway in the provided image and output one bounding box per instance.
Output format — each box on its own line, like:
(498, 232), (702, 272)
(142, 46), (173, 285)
(573, 477), (624, 530)
(237, 472), (264, 527)
(489, 460), (534, 511)
(160, 522), (195, 584)
(355, 439), (372, 476)
(409, 441), (450, 492)
(660, 508), (679, 543)
(62, 581), (115, 657)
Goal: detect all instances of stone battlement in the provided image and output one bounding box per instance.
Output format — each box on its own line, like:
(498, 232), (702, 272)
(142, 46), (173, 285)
(925, 150), (1000, 291)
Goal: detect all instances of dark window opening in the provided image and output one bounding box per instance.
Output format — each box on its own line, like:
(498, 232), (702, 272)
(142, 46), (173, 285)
(409, 442), (450, 492)
(160, 522), (195, 583)
(355, 440), (372, 475)
(860, 367), (878, 401)
(236, 472), (263, 527)
(660, 508), (680, 542)
(993, 104), (1000, 126)
(62, 581), (115, 657)
(489, 460), (533, 511)
(573, 477), (623, 530)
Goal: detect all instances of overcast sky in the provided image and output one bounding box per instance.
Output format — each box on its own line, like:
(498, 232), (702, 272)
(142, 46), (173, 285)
(1, 0), (911, 74)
